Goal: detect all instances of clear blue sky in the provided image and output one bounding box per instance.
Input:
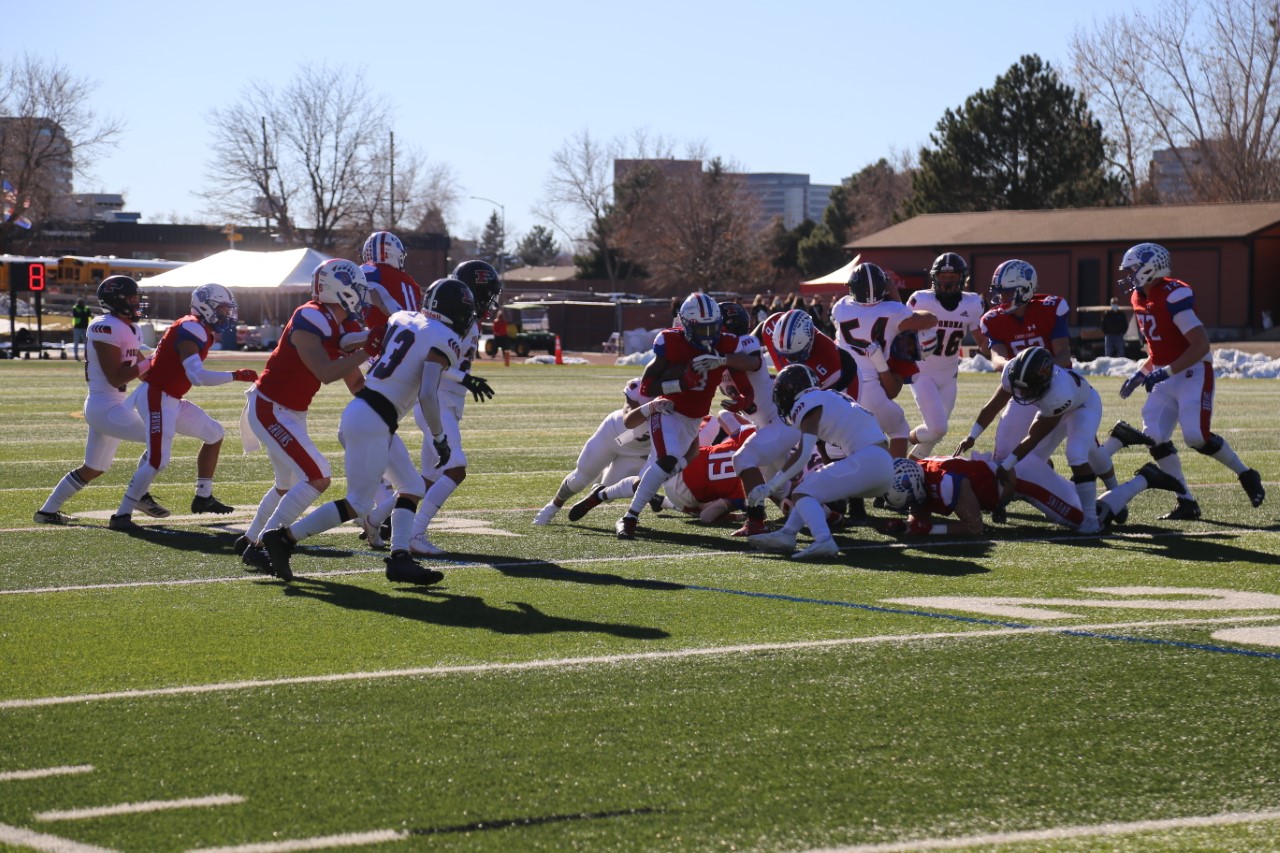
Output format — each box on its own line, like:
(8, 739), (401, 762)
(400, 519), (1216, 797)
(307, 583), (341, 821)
(10, 0), (1163, 246)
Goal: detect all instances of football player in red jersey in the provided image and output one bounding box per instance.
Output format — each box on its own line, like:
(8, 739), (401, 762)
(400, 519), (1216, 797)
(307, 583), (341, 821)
(880, 451), (1183, 536)
(569, 416), (754, 524)
(975, 260), (1072, 466)
(1103, 243), (1264, 519)
(359, 231), (420, 345)
(108, 283), (258, 532)
(235, 260), (373, 569)
(617, 292), (760, 539)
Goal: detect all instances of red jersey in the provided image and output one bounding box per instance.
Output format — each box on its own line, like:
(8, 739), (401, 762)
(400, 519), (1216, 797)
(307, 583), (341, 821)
(1132, 278), (1201, 367)
(920, 456), (1000, 515)
(257, 301), (363, 411)
(681, 433), (748, 504)
(144, 315), (213, 400)
(979, 294), (1069, 356)
(643, 328), (740, 419)
(361, 263), (421, 332)
(758, 311), (855, 395)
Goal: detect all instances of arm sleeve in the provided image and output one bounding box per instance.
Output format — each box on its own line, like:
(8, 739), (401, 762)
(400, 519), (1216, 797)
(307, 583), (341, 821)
(182, 353), (234, 387)
(417, 360), (446, 437)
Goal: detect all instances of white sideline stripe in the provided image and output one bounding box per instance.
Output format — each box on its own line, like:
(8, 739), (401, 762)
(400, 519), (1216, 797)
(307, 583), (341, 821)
(35, 794), (244, 821)
(799, 806), (1280, 852)
(189, 829), (407, 853)
(2, 615), (1274, 711)
(0, 764), (93, 782)
(0, 822), (116, 853)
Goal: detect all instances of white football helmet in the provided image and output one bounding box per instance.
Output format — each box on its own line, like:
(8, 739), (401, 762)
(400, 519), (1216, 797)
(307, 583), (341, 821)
(677, 292), (722, 352)
(624, 377), (648, 406)
(191, 283), (238, 333)
(1118, 242), (1171, 294)
(884, 457), (926, 512)
(361, 231), (406, 269)
(989, 260), (1038, 309)
(771, 309), (816, 363)
(312, 259), (370, 315)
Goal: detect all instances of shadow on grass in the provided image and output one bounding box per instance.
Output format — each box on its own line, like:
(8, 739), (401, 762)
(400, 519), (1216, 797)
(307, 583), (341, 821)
(109, 523), (357, 561)
(444, 548), (688, 592)
(283, 574), (670, 640)
(1117, 529), (1280, 564)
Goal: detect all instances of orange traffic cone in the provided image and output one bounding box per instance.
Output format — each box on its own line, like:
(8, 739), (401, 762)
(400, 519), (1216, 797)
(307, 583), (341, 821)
(554, 335), (564, 365)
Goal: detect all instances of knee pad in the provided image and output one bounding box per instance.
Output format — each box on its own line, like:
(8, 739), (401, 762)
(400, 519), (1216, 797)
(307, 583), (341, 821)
(395, 495), (420, 513)
(657, 454), (679, 474)
(1191, 433), (1224, 456)
(1151, 441), (1178, 461)
(1071, 472), (1096, 485)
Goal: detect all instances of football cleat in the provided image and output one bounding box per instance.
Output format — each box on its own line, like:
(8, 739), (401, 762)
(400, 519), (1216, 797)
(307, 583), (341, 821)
(615, 514), (638, 540)
(358, 516), (387, 550)
(1136, 462), (1184, 494)
(792, 537), (840, 561)
(1096, 501), (1117, 531)
(134, 492), (171, 518)
(241, 547), (272, 574)
(1239, 468), (1266, 508)
(748, 529), (797, 553)
(33, 509), (74, 525)
(991, 504), (1007, 524)
(648, 495), (666, 514)
(108, 513), (140, 532)
(1110, 420), (1155, 449)
(192, 494), (234, 515)
(1076, 519), (1103, 535)
(408, 534), (445, 557)
(1158, 497), (1202, 521)
(845, 499), (867, 522)
(1113, 506), (1129, 526)
(532, 503), (560, 526)
(732, 517), (768, 537)
(568, 487), (607, 522)
(385, 551), (445, 586)
(233, 534), (251, 556)
(261, 528), (295, 582)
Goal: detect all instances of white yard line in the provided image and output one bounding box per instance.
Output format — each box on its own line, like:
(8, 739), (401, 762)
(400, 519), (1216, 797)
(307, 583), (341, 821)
(188, 829), (407, 853)
(0, 822), (116, 853)
(798, 806), (1280, 852)
(35, 794), (244, 822)
(0, 765), (93, 782)
(2, 615), (1275, 712)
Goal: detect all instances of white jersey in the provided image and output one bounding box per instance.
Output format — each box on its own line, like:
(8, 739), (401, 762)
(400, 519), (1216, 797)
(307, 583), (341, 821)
(85, 313), (144, 400)
(1000, 362), (1094, 419)
(440, 320), (481, 403)
(364, 311), (462, 418)
(786, 387), (885, 455)
(907, 289), (983, 376)
(730, 333), (778, 426)
(831, 297), (915, 382)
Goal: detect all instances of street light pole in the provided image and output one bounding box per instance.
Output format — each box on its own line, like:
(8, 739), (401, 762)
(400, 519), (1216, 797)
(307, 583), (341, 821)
(469, 195), (505, 276)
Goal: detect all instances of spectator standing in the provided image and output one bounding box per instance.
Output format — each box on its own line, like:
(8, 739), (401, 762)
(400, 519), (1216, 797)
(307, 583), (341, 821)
(71, 298), (92, 361)
(1102, 297), (1128, 358)
(491, 309), (511, 365)
(751, 294), (770, 325)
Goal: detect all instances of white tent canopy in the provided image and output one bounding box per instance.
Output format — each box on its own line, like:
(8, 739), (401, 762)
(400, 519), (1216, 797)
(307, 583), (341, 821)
(139, 248), (332, 292)
(801, 253), (861, 287)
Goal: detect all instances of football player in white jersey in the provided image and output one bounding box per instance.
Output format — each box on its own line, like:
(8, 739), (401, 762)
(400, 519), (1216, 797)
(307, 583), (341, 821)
(406, 261), (501, 555)
(956, 346), (1114, 533)
(532, 377), (657, 525)
(260, 280), (473, 584)
(747, 365), (895, 560)
(905, 253), (988, 459)
(35, 276), (170, 524)
(831, 262), (936, 458)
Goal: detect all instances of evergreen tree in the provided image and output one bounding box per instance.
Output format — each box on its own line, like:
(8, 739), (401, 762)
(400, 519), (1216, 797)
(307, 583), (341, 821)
(516, 224), (561, 267)
(477, 211), (505, 269)
(904, 54), (1127, 215)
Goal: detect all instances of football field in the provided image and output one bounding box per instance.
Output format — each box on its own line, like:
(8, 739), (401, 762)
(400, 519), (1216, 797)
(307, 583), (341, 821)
(1, 356), (1279, 853)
